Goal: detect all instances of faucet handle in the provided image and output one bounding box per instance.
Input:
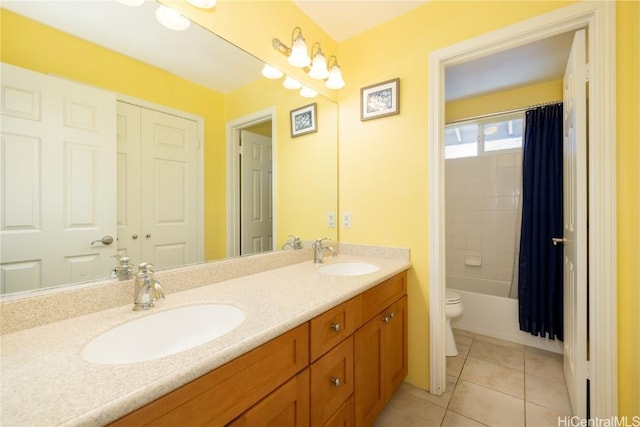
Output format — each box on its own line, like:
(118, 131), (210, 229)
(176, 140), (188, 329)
(315, 237), (329, 246)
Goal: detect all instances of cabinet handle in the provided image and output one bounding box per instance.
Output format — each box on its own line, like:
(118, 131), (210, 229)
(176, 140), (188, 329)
(145, 233), (152, 238)
(389, 312), (395, 319)
(331, 377), (341, 387)
(132, 234), (138, 240)
(330, 323), (341, 332)
(382, 315), (390, 323)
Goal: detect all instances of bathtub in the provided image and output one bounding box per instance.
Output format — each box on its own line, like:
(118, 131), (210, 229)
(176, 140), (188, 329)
(448, 275), (563, 354)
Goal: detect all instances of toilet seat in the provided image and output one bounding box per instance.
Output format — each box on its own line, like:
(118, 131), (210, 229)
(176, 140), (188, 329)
(446, 290), (461, 304)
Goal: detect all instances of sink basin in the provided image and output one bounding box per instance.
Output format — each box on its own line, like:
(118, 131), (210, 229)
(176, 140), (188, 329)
(82, 304), (245, 364)
(318, 262), (380, 276)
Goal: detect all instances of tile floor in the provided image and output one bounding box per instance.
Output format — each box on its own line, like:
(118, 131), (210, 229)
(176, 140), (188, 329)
(374, 329), (572, 427)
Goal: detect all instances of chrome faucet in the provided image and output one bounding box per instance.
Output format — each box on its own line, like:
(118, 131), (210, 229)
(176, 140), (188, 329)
(111, 255), (134, 281)
(133, 263), (164, 311)
(281, 235), (303, 250)
(313, 238), (337, 264)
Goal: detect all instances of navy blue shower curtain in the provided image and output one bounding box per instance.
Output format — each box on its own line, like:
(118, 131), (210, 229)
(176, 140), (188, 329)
(518, 103), (564, 341)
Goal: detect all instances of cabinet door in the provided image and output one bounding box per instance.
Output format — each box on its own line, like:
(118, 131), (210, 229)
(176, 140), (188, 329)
(324, 395), (354, 427)
(310, 337), (354, 427)
(384, 296), (408, 399)
(228, 369), (310, 427)
(354, 314), (385, 427)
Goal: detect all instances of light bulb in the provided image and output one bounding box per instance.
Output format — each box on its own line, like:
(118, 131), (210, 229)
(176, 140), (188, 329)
(326, 64), (345, 90)
(283, 76), (302, 90)
(261, 64), (283, 79)
(300, 86), (318, 98)
(155, 6), (190, 31)
(288, 35), (311, 68)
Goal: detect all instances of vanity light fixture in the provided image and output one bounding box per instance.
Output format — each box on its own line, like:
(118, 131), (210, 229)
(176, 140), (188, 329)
(272, 27), (345, 90)
(308, 43), (329, 80)
(261, 64), (284, 79)
(187, 0), (217, 8)
(325, 56), (345, 90)
(283, 76), (303, 90)
(300, 86), (318, 98)
(155, 5), (190, 31)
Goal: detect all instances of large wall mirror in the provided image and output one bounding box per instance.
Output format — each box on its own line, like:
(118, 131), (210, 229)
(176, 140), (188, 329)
(0, 1), (338, 296)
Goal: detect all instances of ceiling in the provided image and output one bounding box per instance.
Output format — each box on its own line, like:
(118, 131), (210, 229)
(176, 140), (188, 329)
(3, 0), (574, 100)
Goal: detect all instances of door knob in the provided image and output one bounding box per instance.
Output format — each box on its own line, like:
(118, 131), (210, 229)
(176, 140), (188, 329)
(552, 237), (568, 246)
(91, 236), (114, 246)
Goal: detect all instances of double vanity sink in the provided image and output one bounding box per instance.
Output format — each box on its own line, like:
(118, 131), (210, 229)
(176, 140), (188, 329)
(1, 254), (408, 426)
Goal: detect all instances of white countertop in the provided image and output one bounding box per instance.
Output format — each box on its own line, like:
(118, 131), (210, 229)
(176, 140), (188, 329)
(0, 255), (410, 426)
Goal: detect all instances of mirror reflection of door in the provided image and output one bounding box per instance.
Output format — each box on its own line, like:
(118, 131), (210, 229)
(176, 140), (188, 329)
(0, 64), (117, 293)
(117, 101), (200, 269)
(239, 129), (273, 256)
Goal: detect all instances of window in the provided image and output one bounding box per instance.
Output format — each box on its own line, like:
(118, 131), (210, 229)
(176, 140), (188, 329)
(445, 113), (524, 159)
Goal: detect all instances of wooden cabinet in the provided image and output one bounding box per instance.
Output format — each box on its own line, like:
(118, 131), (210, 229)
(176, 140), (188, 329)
(228, 369), (310, 427)
(354, 296), (408, 427)
(110, 271), (408, 427)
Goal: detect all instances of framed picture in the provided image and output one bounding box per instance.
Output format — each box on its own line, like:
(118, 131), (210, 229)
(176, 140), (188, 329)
(290, 103), (318, 137)
(360, 78), (400, 121)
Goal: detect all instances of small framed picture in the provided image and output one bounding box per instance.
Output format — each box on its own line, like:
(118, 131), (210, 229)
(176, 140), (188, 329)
(360, 78), (400, 121)
(290, 103), (318, 138)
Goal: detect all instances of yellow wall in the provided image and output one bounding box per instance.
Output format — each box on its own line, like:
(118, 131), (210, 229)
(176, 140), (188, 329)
(616, 0), (640, 417)
(225, 78), (338, 245)
(445, 79), (563, 123)
(0, 9), (227, 261)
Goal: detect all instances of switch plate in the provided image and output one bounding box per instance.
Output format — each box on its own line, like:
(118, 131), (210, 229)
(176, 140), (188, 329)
(342, 212), (352, 228)
(327, 212), (336, 228)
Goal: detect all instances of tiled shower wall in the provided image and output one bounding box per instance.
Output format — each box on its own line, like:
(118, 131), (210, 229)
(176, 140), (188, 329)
(445, 151), (522, 284)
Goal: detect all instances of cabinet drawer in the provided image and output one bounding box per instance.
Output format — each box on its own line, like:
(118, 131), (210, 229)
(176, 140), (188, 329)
(310, 336), (354, 427)
(323, 394), (354, 427)
(358, 271), (407, 326)
(228, 369), (310, 427)
(310, 298), (355, 362)
(110, 323), (309, 427)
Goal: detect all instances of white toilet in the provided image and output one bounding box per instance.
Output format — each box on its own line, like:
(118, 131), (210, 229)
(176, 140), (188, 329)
(445, 290), (464, 356)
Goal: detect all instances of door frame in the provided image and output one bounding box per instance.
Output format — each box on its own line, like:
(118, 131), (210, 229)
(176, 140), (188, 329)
(226, 107), (277, 257)
(428, 1), (617, 417)
(118, 94), (205, 264)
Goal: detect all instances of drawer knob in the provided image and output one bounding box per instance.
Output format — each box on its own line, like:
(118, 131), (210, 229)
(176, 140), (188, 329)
(330, 323), (341, 332)
(331, 377), (341, 387)
(389, 312), (395, 319)
(382, 315), (390, 323)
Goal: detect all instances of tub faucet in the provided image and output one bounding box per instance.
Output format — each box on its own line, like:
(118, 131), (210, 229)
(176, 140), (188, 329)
(313, 238), (337, 264)
(133, 263), (164, 311)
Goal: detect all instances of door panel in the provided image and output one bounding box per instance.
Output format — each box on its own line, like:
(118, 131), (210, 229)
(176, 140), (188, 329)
(562, 29), (588, 418)
(240, 130), (273, 255)
(1, 63), (116, 293)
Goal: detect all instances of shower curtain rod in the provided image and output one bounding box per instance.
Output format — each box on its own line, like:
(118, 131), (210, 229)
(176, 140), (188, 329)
(445, 100), (563, 125)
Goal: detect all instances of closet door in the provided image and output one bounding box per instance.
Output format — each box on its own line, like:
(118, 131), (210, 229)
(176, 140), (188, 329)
(140, 108), (199, 268)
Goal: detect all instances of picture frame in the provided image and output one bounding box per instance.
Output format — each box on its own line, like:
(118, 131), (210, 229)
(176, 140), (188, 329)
(290, 103), (318, 137)
(360, 78), (400, 121)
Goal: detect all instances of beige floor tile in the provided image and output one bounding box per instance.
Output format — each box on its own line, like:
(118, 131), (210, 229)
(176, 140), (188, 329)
(526, 401), (572, 427)
(474, 333), (525, 351)
(447, 354), (466, 378)
(449, 380), (525, 427)
(442, 410), (488, 426)
(524, 346), (564, 380)
(468, 339), (525, 371)
(455, 336), (473, 356)
(453, 328), (476, 338)
(461, 358), (525, 399)
(525, 373), (572, 414)
(374, 385), (446, 427)
(406, 375), (459, 408)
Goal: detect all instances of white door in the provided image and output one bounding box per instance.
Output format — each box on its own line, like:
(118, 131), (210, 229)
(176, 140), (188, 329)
(562, 29), (588, 418)
(140, 107), (199, 268)
(0, 63), (116, 293)
(240, 130), (273, 255)
(116, 102), (142, 263)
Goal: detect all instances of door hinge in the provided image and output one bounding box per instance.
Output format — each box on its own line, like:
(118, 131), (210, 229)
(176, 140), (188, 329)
(237, 145), (244, 156)
(584, 63), (590, 82)
(585, 361), (591, 379)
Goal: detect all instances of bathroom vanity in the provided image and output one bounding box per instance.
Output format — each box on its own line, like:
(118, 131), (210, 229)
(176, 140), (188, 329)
(0, 247), (410, 426)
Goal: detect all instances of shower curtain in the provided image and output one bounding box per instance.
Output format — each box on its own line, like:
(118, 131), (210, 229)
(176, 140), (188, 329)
(518, 103), (564, 341)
